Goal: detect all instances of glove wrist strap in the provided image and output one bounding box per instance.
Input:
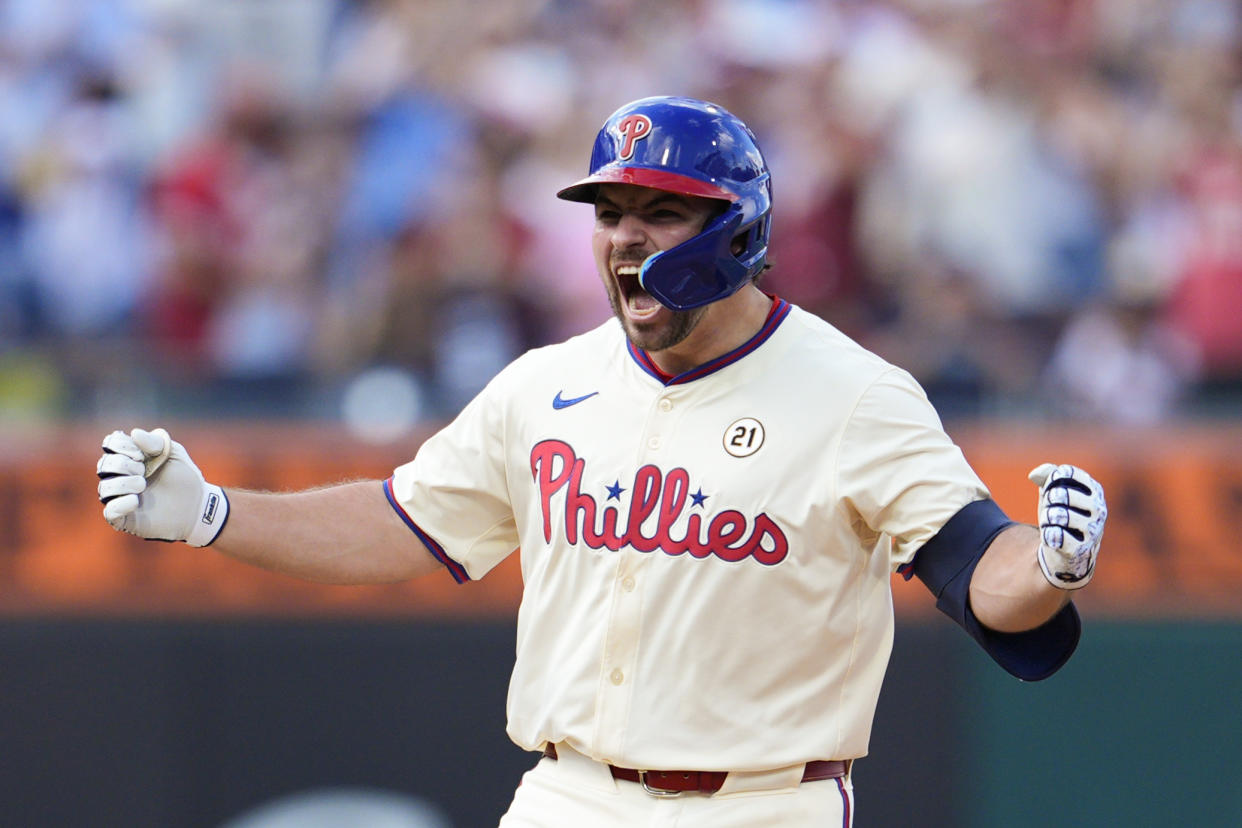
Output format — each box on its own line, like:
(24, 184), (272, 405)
(1037, 545), (1093, 591)
(186, 484), (229, 547)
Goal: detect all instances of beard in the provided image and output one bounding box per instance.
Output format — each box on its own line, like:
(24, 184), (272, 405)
(603, 276), (706, 353)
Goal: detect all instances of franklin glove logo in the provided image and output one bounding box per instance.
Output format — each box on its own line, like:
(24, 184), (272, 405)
(202, 492), (219, 524)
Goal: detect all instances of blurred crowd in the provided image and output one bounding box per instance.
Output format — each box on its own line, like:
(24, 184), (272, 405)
(1, 0), (1241, 433)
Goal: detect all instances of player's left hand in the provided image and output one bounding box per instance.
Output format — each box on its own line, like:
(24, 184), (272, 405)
(1027, 463), (1106, 590)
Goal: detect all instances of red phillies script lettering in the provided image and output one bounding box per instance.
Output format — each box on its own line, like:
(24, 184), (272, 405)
(530, 439), (788, 566)
(616, 114), (652, 160)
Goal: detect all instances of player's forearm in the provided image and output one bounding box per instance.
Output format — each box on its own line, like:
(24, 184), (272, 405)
(212, 481), (443, 585)
(969, 523), (1071, 633)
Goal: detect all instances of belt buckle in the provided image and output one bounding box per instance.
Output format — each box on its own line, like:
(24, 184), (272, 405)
(637, 770), (684, 798)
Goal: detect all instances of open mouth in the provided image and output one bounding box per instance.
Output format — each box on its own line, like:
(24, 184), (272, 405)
(613, 259), (663, 317)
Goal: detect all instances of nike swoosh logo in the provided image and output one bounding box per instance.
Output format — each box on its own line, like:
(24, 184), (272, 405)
(552, 390), (599, 410)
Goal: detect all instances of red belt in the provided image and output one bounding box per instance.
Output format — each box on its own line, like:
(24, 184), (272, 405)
(542, 744), (848, 796)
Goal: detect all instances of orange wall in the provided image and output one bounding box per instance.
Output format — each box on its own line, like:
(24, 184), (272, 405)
(947, 422), (1242, 619)
(3, 422), (1239, 618)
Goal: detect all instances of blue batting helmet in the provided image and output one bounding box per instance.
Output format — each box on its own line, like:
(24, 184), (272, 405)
(557, 96), (773, 311)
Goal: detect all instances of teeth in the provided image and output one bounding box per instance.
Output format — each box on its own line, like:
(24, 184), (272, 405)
(616, 265), (640, 276)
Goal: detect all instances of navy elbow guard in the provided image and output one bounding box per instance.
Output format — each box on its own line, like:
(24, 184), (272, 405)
(904, 499), (1080, 681)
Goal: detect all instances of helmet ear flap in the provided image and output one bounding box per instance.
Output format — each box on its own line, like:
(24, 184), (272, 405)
(736, 213), (771, 272)
(732, 214), (767, 259)
(639, 205), (753, 311)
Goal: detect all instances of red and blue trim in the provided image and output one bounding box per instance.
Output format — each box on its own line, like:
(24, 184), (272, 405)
(382, 477), (470, 584)
(628, 296), (791, 386)
(836, 776), (853, 826)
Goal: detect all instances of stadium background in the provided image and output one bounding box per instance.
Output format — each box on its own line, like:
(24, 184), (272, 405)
(1, 1), (1240, 826)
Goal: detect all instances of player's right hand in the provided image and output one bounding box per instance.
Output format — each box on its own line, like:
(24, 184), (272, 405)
(96, 428), (229, 547)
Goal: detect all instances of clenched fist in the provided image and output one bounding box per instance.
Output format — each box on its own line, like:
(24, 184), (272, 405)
(96, 428), (229, 547)
(1028, 463), (1106, 590)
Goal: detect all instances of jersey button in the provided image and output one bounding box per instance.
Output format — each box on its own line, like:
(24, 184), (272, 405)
(658, 398), (673, 412)
(648, 436), (661, 450)
(610, 669), (624, 685)
(622, 576), (636, 592)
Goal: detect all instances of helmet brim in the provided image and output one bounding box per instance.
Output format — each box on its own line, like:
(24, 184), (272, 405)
(556, 166), (739, 204)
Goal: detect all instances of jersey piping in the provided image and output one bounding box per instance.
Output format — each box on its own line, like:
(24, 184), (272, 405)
(383, 477), (471, 583)
(626, 296), (792, 385)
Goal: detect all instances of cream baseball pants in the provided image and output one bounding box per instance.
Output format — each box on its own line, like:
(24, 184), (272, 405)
(498, 742), (854, 828)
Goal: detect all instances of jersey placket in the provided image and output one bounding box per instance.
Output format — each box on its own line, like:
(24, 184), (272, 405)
(592, 385), (682, 761)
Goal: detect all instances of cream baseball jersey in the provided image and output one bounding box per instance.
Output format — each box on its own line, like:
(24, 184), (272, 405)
(386, 297), (989, 770)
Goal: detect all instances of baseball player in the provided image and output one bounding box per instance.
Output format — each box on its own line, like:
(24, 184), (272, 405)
(96, 96), (1108, 827)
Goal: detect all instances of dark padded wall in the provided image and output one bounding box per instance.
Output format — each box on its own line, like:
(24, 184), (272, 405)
(0, 617), (966, 827)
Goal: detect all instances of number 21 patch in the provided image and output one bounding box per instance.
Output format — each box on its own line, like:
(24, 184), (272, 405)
(723, 418), (765, 458)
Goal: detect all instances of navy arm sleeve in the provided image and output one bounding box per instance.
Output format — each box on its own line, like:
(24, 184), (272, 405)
(902, 498), (1080, 681)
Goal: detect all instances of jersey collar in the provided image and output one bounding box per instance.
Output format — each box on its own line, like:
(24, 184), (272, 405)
(626, 296), (792, 386)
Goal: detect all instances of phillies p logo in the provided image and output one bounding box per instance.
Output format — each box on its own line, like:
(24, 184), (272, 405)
(616, 114), (652, 160)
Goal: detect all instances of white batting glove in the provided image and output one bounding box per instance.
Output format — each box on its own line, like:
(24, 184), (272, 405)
(1027, 463), (1106, 590)
(96, 428), (229, 547)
